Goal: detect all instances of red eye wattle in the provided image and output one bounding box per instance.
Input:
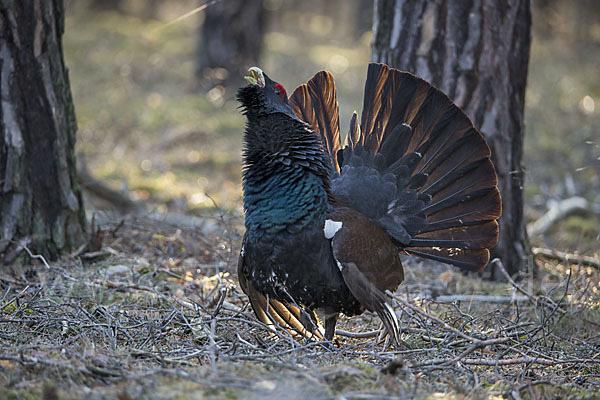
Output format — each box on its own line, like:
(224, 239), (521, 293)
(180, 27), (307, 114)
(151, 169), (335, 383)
(273, 84), (286, 101)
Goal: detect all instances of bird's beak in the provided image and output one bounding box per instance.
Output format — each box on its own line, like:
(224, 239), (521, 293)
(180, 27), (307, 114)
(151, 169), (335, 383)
(244, 67), (265, 88)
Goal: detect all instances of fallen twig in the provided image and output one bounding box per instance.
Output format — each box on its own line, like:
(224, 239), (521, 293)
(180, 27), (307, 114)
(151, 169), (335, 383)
(533, 247), (599, 269)
(427, 294), (529, 303)
(90, 279), (201, 312)
(491, 258), (568, 315)
(77, 162), (140, 213)
(0, 354), (93, 376)
(387, 290), (488, 342)
(412, 356), (600, 368)
(336, 329), (379, 338)
(20, 242), (51, 269)
(527, 196), (593, 236)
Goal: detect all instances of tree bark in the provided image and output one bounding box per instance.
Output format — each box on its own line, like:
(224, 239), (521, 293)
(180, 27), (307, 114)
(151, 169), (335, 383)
(196, 0), (266, 86)
(0, 0), (87, 264)
(371, 0), (532, 277)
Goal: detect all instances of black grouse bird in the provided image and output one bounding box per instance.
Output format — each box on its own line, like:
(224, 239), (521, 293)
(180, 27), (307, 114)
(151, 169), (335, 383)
(237, 63), (501, 344)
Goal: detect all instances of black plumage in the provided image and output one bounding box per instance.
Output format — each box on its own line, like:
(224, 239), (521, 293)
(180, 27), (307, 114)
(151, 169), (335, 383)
(236, 64), (502, 344)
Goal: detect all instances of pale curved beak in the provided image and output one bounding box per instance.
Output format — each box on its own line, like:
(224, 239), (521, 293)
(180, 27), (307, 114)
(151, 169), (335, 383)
(244, 67), (265, 88)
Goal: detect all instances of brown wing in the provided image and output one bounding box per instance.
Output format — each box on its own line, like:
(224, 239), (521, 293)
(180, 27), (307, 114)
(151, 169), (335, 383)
(327, 207), (404, 344)
(289, 71), (342, 172)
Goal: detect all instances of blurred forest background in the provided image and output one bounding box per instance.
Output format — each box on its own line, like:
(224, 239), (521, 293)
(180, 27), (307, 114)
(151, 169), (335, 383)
(65, 0), (599, 256)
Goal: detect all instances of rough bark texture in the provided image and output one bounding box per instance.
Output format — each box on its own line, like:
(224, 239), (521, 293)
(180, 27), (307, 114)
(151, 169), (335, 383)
(196, 0), (265, 85)
(0, 0), (87, 264)
(371, 0), (531, 277)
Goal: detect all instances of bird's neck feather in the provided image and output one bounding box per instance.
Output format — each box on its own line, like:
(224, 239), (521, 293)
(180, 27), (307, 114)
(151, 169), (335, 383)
(242, 115), (331, 234)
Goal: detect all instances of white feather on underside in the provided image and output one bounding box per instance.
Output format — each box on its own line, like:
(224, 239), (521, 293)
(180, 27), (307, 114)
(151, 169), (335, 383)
(323, 219), (343, 239)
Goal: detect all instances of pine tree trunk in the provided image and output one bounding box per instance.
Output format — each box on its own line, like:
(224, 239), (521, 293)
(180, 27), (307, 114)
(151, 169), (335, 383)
(371, 0), (532, 277)
(0, 0), (87, 264)
(196, 0), (266, 85)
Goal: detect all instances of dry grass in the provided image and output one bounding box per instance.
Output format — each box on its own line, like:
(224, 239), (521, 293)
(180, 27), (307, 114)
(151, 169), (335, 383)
(1, 215), (599, 399)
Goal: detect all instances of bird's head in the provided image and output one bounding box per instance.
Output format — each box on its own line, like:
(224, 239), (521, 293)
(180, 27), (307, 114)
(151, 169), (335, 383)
(237, 67), (297, 118)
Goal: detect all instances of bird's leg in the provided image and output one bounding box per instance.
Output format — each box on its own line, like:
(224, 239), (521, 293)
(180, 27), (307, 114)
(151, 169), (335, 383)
(324, 313), (339, 342)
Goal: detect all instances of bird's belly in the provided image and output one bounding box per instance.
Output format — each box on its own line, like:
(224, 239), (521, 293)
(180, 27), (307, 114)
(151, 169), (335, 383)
(244, 225), (362, 316)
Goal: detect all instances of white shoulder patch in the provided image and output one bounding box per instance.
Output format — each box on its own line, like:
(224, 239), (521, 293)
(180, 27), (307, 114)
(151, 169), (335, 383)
(323, 219), (343, 239)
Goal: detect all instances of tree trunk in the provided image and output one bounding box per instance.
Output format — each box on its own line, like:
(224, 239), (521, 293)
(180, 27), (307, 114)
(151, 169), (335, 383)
(371, 0), (532, 277)
(0, 0), (87, 264)
(196, 0), (266, 86)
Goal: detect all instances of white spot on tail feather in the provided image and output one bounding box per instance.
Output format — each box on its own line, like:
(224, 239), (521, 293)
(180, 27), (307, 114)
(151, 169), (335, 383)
(324, 219), (343, 239)
(448, 248), (462, 257)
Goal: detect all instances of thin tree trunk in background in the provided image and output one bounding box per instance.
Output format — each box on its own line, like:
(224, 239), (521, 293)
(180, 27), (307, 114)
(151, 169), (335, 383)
(196, 0), (265, 86)
(371, 0), (532, 277)
(0, 0), (87, 264)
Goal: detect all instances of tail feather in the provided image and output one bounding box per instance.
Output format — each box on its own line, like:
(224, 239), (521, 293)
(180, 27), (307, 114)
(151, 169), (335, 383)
(288, 84), (319, 133)
(418, 134), (492, 191)
(346, 111), (361, 149)
(410, 220), (499, 249)
(423, 192), (502, 232)
(425, 162), (500, 215)
(424, 187), (499, 217)
(289, 63), (501, 272)
(362, 69), (430, 154)
(406, 247), (491, 272)
(357, 64), (501, 271)
(360, 64), (392, 148)
(408, 93), (468, 155)
(289, 71), (341, 172)
(378, 123), (413, 166)
(414, 124), (475, 177)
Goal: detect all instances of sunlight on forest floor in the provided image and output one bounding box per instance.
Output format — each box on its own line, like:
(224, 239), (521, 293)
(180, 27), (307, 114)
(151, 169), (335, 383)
(1, 217), (599, 399)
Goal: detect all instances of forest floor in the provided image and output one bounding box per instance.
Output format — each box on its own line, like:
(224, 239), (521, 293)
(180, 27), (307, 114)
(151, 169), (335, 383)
(1, 215), (599, 399)
(2, 1), (600, 399)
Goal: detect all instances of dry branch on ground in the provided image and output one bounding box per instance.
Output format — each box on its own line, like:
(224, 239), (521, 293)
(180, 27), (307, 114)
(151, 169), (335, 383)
(1, 217), (599, 399)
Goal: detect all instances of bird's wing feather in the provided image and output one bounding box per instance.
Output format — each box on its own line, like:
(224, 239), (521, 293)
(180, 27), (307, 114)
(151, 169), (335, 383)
(327, 207), (403, 344)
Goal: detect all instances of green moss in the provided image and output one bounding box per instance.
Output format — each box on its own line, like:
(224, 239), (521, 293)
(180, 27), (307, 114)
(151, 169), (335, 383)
(0, 387), (40, 400)
(521, 383), (600, 400)
(323, 362), (380, 394)
(0, 301), (34, 316)
(0, 301), (19, 314)
(203, 387), (242, 400)
(554, 303), (600, 338)
(564, 215), (598, 237)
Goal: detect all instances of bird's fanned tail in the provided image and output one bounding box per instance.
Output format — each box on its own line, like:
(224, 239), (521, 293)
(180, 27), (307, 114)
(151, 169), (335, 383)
(291, 63), (501, 272)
